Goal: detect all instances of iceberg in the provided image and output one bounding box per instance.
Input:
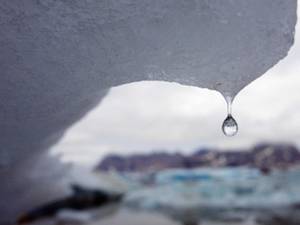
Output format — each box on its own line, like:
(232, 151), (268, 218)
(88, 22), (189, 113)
(124, 168), (300, 224)
(0, 0), (297, 223)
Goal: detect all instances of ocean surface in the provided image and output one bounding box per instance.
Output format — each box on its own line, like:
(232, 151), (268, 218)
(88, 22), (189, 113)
(33, 209), (258, 225)
(95, 209), (257, 225)
(30, 167), (300, 225)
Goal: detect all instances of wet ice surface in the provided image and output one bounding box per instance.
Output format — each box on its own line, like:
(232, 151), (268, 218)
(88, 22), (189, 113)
(0, 0), (297, 223)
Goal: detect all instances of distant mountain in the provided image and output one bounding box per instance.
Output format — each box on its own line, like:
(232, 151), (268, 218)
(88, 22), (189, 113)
(96, 143), (300, 172)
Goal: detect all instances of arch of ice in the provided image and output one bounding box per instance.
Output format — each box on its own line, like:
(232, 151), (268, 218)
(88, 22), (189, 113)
(0, 0), (297, 223)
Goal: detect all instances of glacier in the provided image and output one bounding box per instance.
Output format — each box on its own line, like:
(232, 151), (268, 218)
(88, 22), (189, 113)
(0, 0), (297, 223)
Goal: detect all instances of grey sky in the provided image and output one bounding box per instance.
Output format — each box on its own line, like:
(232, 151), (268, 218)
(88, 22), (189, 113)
(51, 21), (300, 167)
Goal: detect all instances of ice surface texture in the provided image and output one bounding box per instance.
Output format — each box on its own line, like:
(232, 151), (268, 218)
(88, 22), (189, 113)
(0, 0), (297, 223)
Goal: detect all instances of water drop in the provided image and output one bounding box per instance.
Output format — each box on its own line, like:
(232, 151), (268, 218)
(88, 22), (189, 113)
(222, 96), (238, 137)
(222, 115), (238, 136)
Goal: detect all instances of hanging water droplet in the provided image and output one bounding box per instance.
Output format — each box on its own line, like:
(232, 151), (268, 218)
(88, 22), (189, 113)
(222, 115), (238, 136)
(222, 96), (238, 137)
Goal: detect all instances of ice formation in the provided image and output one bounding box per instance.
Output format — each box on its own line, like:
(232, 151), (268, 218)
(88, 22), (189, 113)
(0, 0), (297, 223)
(125, 168), (300, 224)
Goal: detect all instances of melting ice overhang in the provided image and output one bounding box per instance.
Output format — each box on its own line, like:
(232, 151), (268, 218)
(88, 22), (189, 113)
(0, 0), (297, 222)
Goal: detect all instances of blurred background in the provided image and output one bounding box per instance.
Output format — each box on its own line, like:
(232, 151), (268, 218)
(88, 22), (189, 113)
(20, 7), (300, 225)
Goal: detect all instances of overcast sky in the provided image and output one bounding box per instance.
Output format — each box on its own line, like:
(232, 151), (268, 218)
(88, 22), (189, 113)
(51, 21), (300, 167)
